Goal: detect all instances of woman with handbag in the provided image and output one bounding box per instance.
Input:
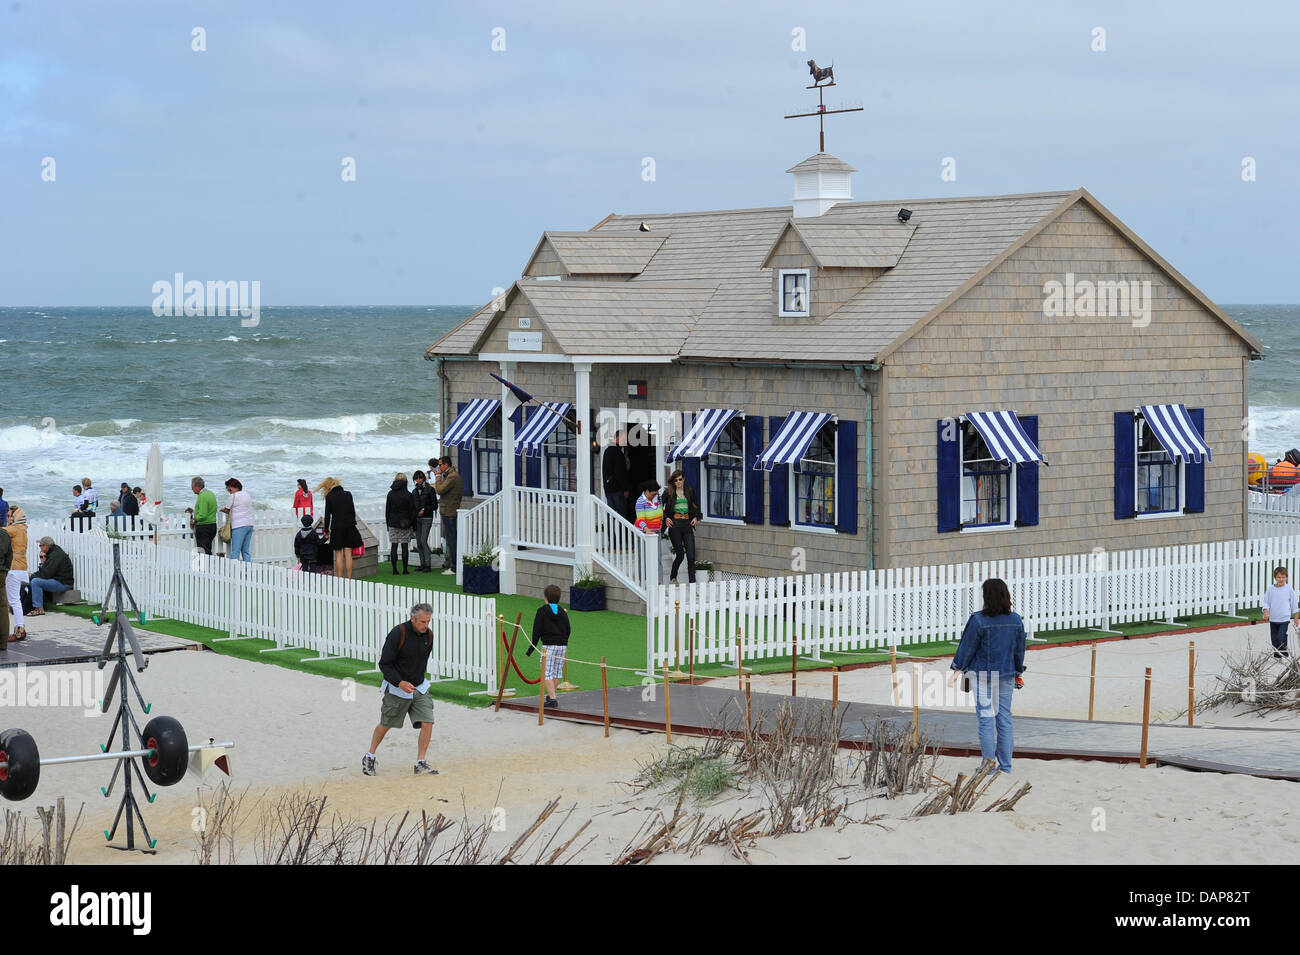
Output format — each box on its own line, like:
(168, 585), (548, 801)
(318, 477), (363, 579)
(385, 473), (417, 575)
(948, 578), (1027, 775)
(219, 478), (255, 562)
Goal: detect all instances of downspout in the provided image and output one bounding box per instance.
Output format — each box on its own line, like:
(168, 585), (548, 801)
(853, 364), (874, 571)
(434, 357), (449, 450)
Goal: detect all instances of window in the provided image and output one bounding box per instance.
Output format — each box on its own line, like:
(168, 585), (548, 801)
(792, 420), (835, 528)
(474, 413), (502, 496)
(961, 421), (1014, 528)
(543, 420), (577, 491)
(1135, 414), (1181, 514)
(704, 416), (745, 519)
(778, 269), (810, 317)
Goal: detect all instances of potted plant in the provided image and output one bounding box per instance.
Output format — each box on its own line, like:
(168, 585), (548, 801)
(570, 571), (607, 612)
(461, 544), (500, 595)
(694, 560), (714, 585)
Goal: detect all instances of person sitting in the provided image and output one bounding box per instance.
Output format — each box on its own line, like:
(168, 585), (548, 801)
(80, 477), (99, 515)
(27, 536), (75, 616)
(294, 515), (325, 572)
(70, 484), (91, 520)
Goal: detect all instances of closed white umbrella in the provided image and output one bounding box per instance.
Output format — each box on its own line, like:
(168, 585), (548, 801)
(145, 443), (164, 513)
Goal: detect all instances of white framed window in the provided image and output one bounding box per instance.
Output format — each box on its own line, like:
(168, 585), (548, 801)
(791, 419), (836, 529)
(960, 420), (1015, 529)
(704, 416), (746, 521)
(543, 420), (577, 491)
(1135, 414), (1183, 516)
(778, 269), (810, 317)
(474, 412), (502, 496)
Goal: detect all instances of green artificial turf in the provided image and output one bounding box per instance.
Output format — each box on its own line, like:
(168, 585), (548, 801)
(50, 561), (1263, 709)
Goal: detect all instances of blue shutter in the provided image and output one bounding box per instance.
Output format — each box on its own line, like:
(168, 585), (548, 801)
(1184, 407), (1205, 514)
(937, 418), (961, 532)
(836, 419), (857, 534)
(683, 457), (701, 502)
(1114, 411), (1136, 520)
(744, 415), (764, 524)
(456, 401), (473, 498)
(1015, 415), (1039, 527)
(769, 416), (789, 527)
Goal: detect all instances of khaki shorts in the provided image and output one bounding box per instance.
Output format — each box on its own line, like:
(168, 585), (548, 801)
(379, 687), (435, 728)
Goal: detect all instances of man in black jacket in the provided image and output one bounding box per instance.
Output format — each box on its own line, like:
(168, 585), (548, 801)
(602, 429), (633, 521)
(411, 470), (438, 573)
(364, 603), (438, 776)
(27, 537), (75, 616)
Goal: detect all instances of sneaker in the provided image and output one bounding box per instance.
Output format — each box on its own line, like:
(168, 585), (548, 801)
(441, 569), (455, 576)
(361, 754), (376, 776)
(544, 697), (558, 709)
(413, 760), (439, 775)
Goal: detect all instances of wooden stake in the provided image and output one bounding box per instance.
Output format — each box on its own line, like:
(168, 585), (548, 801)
(1188, 641), (1195, 727)
(601, 656), (609, 738)
(688, 622), (695, 684)
(494, 613), (522, 712)
(890, 645), (899, 706)
(664, 663), (672, 743)
(791, 631), (798, 697)
(832, 666), (839, 714)
(538, 648), (547, 726)
(745, 673), (752, 728)
(911, 664), (920, 747)
(559, 652), (578, 692)
(1139, 666), (1152, 768)
(1088, 643), (1097, 721)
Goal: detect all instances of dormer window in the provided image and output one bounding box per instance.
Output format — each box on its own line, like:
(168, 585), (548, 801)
(779, 269), (810, 317)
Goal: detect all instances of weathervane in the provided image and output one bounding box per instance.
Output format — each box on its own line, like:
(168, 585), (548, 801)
(784, 59), (864, 153)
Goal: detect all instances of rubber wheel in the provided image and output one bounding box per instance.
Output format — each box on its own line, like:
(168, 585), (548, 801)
(0, 728), (40, 801)
(140, 716), (188, 787)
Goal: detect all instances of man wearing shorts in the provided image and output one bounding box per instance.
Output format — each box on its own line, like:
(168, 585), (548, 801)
(526, 584), (571, 709)
(364, 602), (439, 776)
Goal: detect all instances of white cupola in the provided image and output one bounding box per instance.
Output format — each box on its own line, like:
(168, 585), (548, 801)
(787, 153), (856, 218)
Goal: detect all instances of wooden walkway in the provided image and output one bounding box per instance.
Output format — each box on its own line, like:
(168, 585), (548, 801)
(0, 613), (195, 668)
(501, 683), (1300, 780)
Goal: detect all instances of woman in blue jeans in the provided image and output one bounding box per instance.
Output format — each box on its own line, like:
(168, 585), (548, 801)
(220, 477), (255, 562)
(949, 578), (1026, 774)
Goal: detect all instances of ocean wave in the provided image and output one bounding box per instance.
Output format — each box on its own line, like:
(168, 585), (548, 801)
(0, 425), (48, 452)
(220, 335), (240, 342)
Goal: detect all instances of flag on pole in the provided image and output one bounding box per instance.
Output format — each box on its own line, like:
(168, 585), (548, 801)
(489, 372), (534, 417)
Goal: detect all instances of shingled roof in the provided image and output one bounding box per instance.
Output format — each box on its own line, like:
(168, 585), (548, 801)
(427, 187), (1264, 362)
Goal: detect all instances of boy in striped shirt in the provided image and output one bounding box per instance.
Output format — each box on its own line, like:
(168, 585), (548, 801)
(634, 481), (663, 535)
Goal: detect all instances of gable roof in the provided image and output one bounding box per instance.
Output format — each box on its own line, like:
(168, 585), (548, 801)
(760, 219), (918, 269)
(523, 231), (665, 276)
(429, 187), (1263, 363)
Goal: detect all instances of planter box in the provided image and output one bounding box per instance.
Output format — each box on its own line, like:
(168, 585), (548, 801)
(463, 564), (500, 595)
(570, 586), (606, 612)
(695, 569), (711, 585)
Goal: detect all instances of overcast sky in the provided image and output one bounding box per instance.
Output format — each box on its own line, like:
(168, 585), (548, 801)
(2, 0), (1297, 306)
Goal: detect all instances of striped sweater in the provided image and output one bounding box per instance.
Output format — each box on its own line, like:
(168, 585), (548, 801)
(635, 493), (663, 535)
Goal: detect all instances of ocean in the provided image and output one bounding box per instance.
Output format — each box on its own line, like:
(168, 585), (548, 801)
(1, 304), (1297, 522)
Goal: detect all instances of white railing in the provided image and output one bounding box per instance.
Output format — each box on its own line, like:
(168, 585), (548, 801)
(29, 522), (496, 690)
(591, 495), (659, 602)
(514, 487), (576, 550)
(648, 535), (1289, 671)
(1248, 488), (1300, 539)
(456, 494), (502, 585)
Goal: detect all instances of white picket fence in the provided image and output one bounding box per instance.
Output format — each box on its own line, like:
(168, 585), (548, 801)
(648, 535), (1295, 671)
(31, 522), (496, 690)
(1248, 489), (1300, 539)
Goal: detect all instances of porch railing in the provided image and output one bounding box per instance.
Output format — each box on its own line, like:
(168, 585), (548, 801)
(514, 488), (576, 550)
(591, 495), (659, 604)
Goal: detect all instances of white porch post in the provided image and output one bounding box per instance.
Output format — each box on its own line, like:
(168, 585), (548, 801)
(499, 360), (518, 594)
(574, 360), (593, 578)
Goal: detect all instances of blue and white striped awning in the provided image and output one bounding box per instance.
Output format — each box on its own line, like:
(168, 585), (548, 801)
(1141, 403), (1211, 462)
(965, 411), (1046, 465)
(755, 411), (832, 470)
(514, 402), (573, 457)
(441, 398), (500, 451)
(667, 408), (740, 462)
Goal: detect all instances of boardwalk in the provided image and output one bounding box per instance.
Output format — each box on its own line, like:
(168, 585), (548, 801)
(503, 683), (1300, 780)
(0, 613), (196, 669)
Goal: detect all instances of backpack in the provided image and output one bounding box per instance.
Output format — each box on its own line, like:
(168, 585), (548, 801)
(19, 582), (33, 616)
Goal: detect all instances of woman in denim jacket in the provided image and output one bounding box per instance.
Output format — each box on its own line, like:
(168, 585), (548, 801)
(948, 578), (1026, 774)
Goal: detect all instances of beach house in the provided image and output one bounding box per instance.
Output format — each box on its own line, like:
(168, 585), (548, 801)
(426, 152), (1263, 612)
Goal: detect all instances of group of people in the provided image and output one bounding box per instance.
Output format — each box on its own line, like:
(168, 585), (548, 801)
(602, 432), (704, 585)
(0, 511), (75, 644)
(379, 457), (462, 575)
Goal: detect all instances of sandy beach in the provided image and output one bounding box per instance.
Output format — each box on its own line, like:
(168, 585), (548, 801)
(5, 615), (1298, 865)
